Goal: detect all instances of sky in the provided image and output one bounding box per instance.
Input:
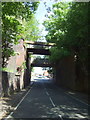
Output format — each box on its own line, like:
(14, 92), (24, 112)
(35, 0), (56, 41)
(33, 0), (74, 74)
(33, 1), (57, 74)
(35, 0), (73, 41)
(35, 0), (54, 24)
(33, 67), (43, 74)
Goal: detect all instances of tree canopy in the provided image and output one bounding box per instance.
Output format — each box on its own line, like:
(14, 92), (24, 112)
(21, 15), (40, 41)
(43, 2), (88, 74)
(2, 2), (39, 67)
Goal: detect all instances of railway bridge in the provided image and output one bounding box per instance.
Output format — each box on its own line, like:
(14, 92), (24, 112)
(24, 41), (55, 87)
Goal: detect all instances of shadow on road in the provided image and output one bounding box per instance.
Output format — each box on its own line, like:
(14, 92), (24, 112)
(2, 78), (90, 120)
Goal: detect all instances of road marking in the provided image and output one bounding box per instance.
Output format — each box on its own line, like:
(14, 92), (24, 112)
(46, 91), (49, 96)
(49, 97), (56, 107)
(43, 83), (63, 119)
(45, 88), (56, 107)
(5, 86), (33, 119)
(65, 92), (90, 107)
(58, 115), (64, 120)
(44, 87), (55, 107)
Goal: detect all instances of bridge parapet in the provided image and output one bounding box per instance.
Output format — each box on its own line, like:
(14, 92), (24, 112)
(24, 41), (55, 49)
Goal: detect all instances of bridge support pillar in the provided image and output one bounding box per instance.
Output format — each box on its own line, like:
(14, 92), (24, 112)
(24, 51), (32, 88)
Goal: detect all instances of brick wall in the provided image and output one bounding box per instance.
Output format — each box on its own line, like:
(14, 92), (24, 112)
(55, 56), (88, 93)
(55, 56), (76, 90)
(2, 39), (27, 96)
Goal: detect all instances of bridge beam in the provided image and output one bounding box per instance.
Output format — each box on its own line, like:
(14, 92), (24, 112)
(25, 41), (55, 47)
(27, 48), (51, 55)
(31, 63), (52, 67)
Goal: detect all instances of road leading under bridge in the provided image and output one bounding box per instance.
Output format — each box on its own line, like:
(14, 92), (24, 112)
(6, 78), (89, 120)
(24, 41), (53, 87)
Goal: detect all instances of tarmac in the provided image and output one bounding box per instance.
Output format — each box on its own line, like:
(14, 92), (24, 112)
(0, 81), (89, 119)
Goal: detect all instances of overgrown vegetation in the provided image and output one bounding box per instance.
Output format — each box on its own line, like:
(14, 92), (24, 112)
(43, 2), (88, 75)
(2, 2), (40, 67)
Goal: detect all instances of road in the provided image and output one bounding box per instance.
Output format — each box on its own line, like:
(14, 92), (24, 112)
(6, 78), (89, 120)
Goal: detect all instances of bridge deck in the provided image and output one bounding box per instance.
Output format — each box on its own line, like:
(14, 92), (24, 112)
(27, 48), (51, 55)
(25, 41), (55, 47)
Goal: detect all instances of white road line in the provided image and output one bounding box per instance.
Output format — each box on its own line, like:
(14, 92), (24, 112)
(5, 86), (33, 119)
(65, 92), (90, 107)
(45, 87), (55, 107)
(46, 91), (49, 96)
(58, 115), (64, 120)
(43, 84), (63, 119)
(49, 97), (56, 107)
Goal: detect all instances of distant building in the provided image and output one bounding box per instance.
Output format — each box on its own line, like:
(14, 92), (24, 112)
(43, 70), (49, 77)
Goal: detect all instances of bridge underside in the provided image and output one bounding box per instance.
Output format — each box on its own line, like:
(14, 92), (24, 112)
(24, 41), (53, 88)
(27, 48), (50, 55)
(31, 63), (52, 67)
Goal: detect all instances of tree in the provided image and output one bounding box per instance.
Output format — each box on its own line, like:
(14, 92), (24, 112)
(65, 2), (88, 75)
(2, 2), (39, 67)
(43, 2), (72, 62)
(21, 14), (41, 42)
(43, 2), (88, 75)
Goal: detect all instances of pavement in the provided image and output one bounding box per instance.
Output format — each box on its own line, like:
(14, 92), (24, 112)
(0, 87), (31, 120)
(1, 78), (89, 120)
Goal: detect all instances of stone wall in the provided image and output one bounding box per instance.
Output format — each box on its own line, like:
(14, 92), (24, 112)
(7, 39), (26, 90)
(1, 39), (29, 96)
(2, 71), (14, 96)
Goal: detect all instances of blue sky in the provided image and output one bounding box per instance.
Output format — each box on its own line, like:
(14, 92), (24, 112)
(35, 0), (73, 24)
(35, 0), (73, 41)
(35, 1), (55, 24)
(35, 2), (46, 24)
(35, 1), (56, 41)
(33, 1), (55, 73)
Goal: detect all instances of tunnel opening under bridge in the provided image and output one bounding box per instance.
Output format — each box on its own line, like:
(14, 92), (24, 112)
(30, 66), (54, 83)
(24, 41), (55, 88)
(29, 54), (54, 84)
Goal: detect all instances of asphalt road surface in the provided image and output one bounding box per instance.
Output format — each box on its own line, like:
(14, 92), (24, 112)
(5, 78), (89, 120)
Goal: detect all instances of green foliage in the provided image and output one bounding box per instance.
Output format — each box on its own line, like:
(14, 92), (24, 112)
(43, 2), (88, 72)
(50, 47), (71, 63)
(0, 67), (14, 73)
(43, 2), (72, 62)
(2, 2), (39, 67)
(21, 62), (27, 71)
(21, 15), (41, 41)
